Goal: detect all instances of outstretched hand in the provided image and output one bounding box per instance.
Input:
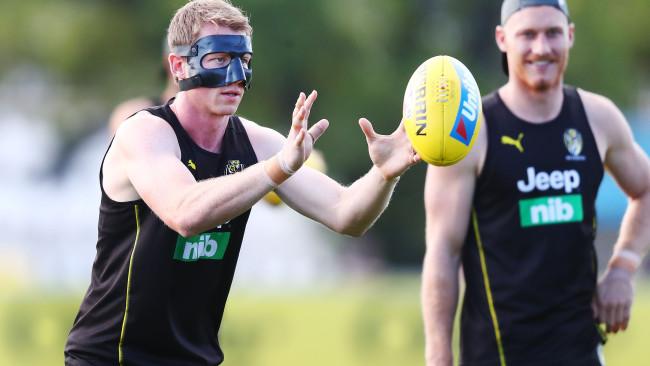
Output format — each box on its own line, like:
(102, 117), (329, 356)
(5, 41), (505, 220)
(359, 118), (420, 180)
(281, 91), (329, 172)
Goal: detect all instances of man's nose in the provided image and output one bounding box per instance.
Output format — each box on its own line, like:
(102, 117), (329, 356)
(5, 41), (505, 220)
(225, 58), (246, 84)
(531, 34), (552, 55)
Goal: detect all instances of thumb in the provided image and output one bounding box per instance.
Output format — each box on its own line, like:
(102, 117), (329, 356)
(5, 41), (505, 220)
(358, 118), (377, 142)
(307, 119), (330, 143)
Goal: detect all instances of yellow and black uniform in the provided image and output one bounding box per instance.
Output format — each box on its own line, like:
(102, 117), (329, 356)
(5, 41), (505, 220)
(461, 87), (604, 366)
(65, 101), (258, 365)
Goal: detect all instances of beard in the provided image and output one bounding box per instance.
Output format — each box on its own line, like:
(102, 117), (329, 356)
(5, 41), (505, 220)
(530, 78), (554, 92)
(518, 56), (568, 93)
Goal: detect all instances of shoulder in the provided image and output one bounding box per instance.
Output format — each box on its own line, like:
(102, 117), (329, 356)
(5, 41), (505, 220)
(577, 89), (624, 122)
(577, 88), (633, 152)
(113, 110), (180, 158)
(108, 97), (156, 135)
(427, 110), (487, 181)
(481, 90), (501, 110)
(239, 116), (284, 160)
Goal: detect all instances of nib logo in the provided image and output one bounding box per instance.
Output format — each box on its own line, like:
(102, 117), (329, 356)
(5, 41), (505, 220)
(519, 195), (583, 227)
(173, 232), (231, 262)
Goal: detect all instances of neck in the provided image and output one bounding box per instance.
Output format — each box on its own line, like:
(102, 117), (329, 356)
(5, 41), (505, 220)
(161, 82), (178, 103)
(499, 79), (564, 123)
(170, 93), (230, 153)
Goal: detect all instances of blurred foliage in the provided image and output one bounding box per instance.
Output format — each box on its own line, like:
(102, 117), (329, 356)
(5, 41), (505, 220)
(1, 275), (649, 365)
(2, 0), (649, 266)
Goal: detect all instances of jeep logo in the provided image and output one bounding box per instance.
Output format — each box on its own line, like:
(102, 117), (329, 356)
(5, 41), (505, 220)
(517, 167), (580, 194)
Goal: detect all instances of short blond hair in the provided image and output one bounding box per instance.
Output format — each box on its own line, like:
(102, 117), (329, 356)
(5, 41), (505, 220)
(167, 0), (252, 50)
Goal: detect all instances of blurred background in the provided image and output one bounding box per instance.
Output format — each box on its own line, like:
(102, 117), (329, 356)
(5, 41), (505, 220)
(1, 0), (649, 364)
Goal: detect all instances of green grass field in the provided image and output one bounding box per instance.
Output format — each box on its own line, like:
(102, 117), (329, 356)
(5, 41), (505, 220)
(1, 274), (648, 365)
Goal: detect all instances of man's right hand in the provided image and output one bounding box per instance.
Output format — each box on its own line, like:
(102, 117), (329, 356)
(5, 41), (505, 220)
(278, 91), (329, 173)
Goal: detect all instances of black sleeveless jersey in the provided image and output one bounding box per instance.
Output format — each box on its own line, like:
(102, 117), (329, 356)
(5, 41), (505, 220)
(65, 101), (258, 365)
(460, 87), (605, 366)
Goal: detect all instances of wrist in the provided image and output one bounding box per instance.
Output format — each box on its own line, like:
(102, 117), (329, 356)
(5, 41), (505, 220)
(608, 249), (642, 275)
(372, 165), (400, 184)
(264, 155), (293, 186)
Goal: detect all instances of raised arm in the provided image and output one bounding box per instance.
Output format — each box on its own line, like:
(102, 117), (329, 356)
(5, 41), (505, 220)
(581, 89), (650, 333)
(421, 124), (484, 366)
(248, 111), (420, 236)
(107, 92), (328, 238)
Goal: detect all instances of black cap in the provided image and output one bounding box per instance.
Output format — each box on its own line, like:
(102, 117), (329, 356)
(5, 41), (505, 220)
(501, 0), (569, 25)
(500, 0), (570, 74)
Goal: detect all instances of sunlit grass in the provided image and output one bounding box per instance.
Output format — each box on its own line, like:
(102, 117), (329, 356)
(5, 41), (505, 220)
(0, 274), (648, 365)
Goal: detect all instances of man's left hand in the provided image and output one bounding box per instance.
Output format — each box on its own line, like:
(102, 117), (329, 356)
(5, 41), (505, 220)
(593, 267), (635, 333)
(358, 118), (420, 181)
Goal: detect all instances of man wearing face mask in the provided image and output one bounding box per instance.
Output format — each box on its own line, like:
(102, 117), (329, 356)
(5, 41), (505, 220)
(64, 1), (420, 365)
(421, 1), (650, 365)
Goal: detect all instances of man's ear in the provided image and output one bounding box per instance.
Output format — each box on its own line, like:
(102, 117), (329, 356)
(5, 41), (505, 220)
(495, 25), (508, 53)
(169, 53), (186, 82)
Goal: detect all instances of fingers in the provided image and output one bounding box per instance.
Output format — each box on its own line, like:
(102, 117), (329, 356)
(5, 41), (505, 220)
(292, 92), (307, 132)
(591, 296), (600, 321)
(292, 91), (317, 128)
(294, 129), (305, 147)
(614, 302), (631, 332)
(621, 306), (631, 331)
(358, 118), (376, 142)
(603, 301), (630, 333)
(293, 92), (306, 119)
(307, 119), (329, 143)
(605, 300), (617, 333)
(412, 152), (421, 164)
(615, 304), (624, 332)
(303, 90), (318, 111)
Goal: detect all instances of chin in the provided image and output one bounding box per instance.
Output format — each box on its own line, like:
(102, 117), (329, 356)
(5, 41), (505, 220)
(208, 100), (240, 116)
(211, 107), (238, 116)
(531, 80), (552, 92)
(523, 73), (562, 93)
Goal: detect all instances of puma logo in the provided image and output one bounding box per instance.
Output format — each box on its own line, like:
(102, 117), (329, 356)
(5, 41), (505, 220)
(501, 133), (524, 153)
(187, 160), (197, 170)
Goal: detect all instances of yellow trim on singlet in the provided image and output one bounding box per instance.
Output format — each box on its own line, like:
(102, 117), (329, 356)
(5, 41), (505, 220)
(472, 209), (507, 366)
(119, 204), (141, 365)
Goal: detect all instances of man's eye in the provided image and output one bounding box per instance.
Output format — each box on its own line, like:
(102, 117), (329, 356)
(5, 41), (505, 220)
(547, 29), (562, 37)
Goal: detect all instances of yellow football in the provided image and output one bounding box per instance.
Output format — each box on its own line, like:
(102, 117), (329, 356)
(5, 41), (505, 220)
(402, 55), (482, 166)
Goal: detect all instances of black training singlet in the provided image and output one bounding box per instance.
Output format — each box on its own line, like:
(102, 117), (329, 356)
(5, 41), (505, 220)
(65, 101), (258, 365)
(460, 86), (604, 366)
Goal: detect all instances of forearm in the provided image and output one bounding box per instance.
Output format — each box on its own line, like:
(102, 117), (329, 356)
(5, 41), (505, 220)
(422, 247), (460, 366)
(335, 166), (399, 236)
(609, 192), (650, 273)
(173, 159), (283, 236)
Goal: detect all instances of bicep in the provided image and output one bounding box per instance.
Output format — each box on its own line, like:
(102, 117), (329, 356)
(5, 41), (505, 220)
(117, 117), (197, 220)
(241, 117), (285, 161)
(606, 140), (650, 199)
(424, 120), (484, 256)
(586, 92), (650, 198)
(424, 162), (476, 255)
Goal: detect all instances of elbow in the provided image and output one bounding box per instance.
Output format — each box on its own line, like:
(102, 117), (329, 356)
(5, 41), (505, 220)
(341, 229), (366, 238)
(169, 212), (202, 238)
(337, 222), (369, 237)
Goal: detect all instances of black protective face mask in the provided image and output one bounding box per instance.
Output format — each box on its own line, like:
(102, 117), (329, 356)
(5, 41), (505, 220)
(173, 35), (253, 91)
